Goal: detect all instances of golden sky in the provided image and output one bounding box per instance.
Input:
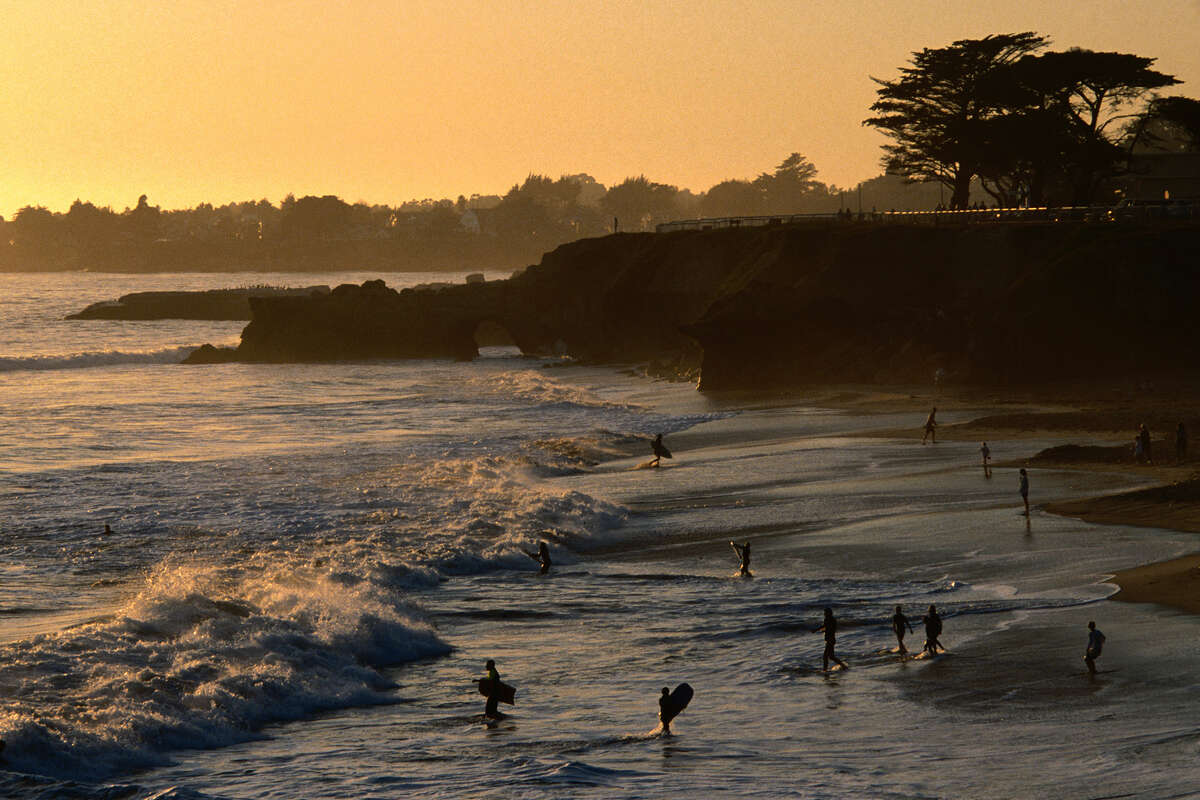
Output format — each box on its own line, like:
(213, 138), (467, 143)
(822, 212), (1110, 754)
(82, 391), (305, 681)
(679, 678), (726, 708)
(3, 0), (1198, 217)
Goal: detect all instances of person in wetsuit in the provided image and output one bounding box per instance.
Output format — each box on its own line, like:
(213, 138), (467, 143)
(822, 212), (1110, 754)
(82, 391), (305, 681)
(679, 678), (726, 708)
(922, 605), (944, 655)
(731, 540), (752, 576)
(892, 604), (914, 655)
(1084, 620), (1106, 675)
(1018, 468), (1030, 516)
(816, 606), (848, 671)
(651, 434), (668, 467)
(658, 687), (673, 734)
(527, 541), (551, 574)
(483, 659), (502, 718)
(922, 407), (938, 444)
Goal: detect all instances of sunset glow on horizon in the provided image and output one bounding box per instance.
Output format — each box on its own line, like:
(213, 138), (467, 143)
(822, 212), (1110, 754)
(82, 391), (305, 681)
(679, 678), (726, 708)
(3, 0), (1199, 217)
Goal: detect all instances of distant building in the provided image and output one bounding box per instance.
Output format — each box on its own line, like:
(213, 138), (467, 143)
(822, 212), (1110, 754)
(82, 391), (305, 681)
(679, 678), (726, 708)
(459, 208), (481, 234)
(1124, 153), (1200, 202)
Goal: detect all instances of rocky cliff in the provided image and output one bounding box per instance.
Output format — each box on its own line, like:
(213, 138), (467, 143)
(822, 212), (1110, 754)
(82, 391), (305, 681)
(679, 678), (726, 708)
(189, 221), (1200, 389)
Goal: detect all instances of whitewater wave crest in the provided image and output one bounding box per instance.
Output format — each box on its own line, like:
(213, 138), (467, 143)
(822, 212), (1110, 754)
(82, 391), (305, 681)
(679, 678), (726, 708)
(0, 555), (449, 782)
(0, 346), (197, 373)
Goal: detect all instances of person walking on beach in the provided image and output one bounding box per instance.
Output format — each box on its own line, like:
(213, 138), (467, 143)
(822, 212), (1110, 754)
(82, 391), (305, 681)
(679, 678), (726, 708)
(1176, 422), (1188, 463)
(1018, 468), (1030, 516)
(731, 540), (752, 577)
(816, 606), (849, 671)
(892, 604), (914, 655)
(922, 605), (944, 655)
(1138, 423), (1153, 465)
(483, 659), (503, 718)
(980, 442), (991, 476)
(922, 407), (938, 445)
(1084, 621), (1106, 675)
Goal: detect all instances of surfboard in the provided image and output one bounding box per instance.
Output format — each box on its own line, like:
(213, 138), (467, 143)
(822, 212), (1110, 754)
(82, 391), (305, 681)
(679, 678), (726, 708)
(659, 445), (672, 459)
(477, 678), (516, 705)
(659, 683), (692, 725)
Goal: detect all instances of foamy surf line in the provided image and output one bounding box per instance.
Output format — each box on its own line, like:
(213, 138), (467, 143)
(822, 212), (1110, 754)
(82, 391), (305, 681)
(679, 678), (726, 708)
(0, 557), (449, 783)
(0, 346), (198, 372)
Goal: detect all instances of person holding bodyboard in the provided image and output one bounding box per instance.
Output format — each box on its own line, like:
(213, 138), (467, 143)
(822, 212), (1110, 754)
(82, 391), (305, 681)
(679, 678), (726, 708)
(478, 659), (515, 718)
(658, 683), (693, 734)
(650, 433), (672, 468)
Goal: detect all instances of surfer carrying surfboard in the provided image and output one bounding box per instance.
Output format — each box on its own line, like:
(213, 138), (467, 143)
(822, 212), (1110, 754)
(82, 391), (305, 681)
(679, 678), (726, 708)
(650, 433), (672, 467)
(658, 684), (692, 734)
(921, 407), (937, 444)
(483, 659), (502, 718)
(730, 540), (752, 577)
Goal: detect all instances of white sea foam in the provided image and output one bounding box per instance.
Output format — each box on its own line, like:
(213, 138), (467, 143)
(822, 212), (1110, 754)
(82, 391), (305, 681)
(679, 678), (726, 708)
(0, 346), (197, 372)
(0, 555), (448, 782)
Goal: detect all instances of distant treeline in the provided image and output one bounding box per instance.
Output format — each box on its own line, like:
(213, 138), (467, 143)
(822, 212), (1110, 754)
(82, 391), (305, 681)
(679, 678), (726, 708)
(0, 163), (946, 274)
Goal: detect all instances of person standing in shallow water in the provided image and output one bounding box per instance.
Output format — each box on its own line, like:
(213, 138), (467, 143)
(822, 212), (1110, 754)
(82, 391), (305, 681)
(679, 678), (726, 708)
(731, 540), (752, 576)
(1138, 423), (1153, 465)
(658, 688), (673, 734)
(922, 407), (938, 444)
(483, 659), (502, 718)
(892, 605), (914, 655)
(1019, 468), (1030, 516)
(1084, 621), (1106, 675)
(815, 606), (848, 671)
(922, 605), (944, 655)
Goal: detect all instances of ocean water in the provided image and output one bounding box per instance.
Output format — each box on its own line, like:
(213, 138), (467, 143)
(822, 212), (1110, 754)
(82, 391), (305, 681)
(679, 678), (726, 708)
(3, 271), (1200, 799)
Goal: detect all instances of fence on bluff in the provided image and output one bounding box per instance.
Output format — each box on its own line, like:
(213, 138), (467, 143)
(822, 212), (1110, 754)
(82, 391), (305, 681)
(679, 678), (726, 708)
(655, 201), (1199, 233)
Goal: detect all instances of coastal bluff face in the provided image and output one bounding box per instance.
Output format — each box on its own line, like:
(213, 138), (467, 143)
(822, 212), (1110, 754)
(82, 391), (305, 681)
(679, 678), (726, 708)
(199, 222), (1200, 389)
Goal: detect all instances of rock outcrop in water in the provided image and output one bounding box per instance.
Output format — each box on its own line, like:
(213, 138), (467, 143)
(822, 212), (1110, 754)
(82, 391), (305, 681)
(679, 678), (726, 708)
(68, 286), (331, 320)
(191, 222), (1200, 389)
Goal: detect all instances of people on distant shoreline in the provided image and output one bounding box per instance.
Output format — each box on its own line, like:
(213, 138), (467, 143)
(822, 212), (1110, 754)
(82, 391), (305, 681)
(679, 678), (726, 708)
(1138, 423), (1153, 465)
(816, 606), (849, 671)
(922, 605), (944, 655)
(1084, 621), (1106, 675)
(892, 604), (914, 655)
(1176, 422), (1188, 463)
(731, 540), (752, 577)
(922, 407), (938, 445)
(980, 442), (991, 476)
(1018, 468), (1030, 516)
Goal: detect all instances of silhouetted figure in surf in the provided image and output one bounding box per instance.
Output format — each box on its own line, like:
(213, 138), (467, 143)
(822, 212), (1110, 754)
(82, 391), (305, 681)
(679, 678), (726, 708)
(1084, 620), (1106, 675)
(1138, 423), (1153, 465)
(980, 442), (991, 476)
(526, 541), (552, 574)
(650, 433), (671, 467)
(658, 687), (673, 734)
(922, 605), (944, 655)
(1019, 468), (1030, 516)
(815, 606), (848, 671)
(892, 605), (914, 655)
(731, 540), (752, 576)
(483, 659), (502, 719)
(103, 524), (112, 536)
(922, 407), (938, 444)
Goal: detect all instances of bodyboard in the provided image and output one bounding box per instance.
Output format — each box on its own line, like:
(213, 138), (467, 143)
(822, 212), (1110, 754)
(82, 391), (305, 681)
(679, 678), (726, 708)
(660, 683), (693, 725)
(477, 678), (516, 705)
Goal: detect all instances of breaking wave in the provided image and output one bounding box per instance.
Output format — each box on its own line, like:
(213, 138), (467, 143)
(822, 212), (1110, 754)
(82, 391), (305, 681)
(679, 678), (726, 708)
(0, 346), (197, 373)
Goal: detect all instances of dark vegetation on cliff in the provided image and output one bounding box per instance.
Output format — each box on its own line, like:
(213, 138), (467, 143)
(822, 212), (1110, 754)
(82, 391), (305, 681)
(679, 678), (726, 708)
(188, 220), (1200, 391)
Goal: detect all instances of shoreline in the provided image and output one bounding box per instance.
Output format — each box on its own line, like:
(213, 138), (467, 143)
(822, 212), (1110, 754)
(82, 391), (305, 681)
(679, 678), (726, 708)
(728, 384), (1200, 617)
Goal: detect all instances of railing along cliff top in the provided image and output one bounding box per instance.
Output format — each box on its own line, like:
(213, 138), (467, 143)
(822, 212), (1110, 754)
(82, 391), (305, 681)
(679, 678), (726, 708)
(655, 202), (1199, 233)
